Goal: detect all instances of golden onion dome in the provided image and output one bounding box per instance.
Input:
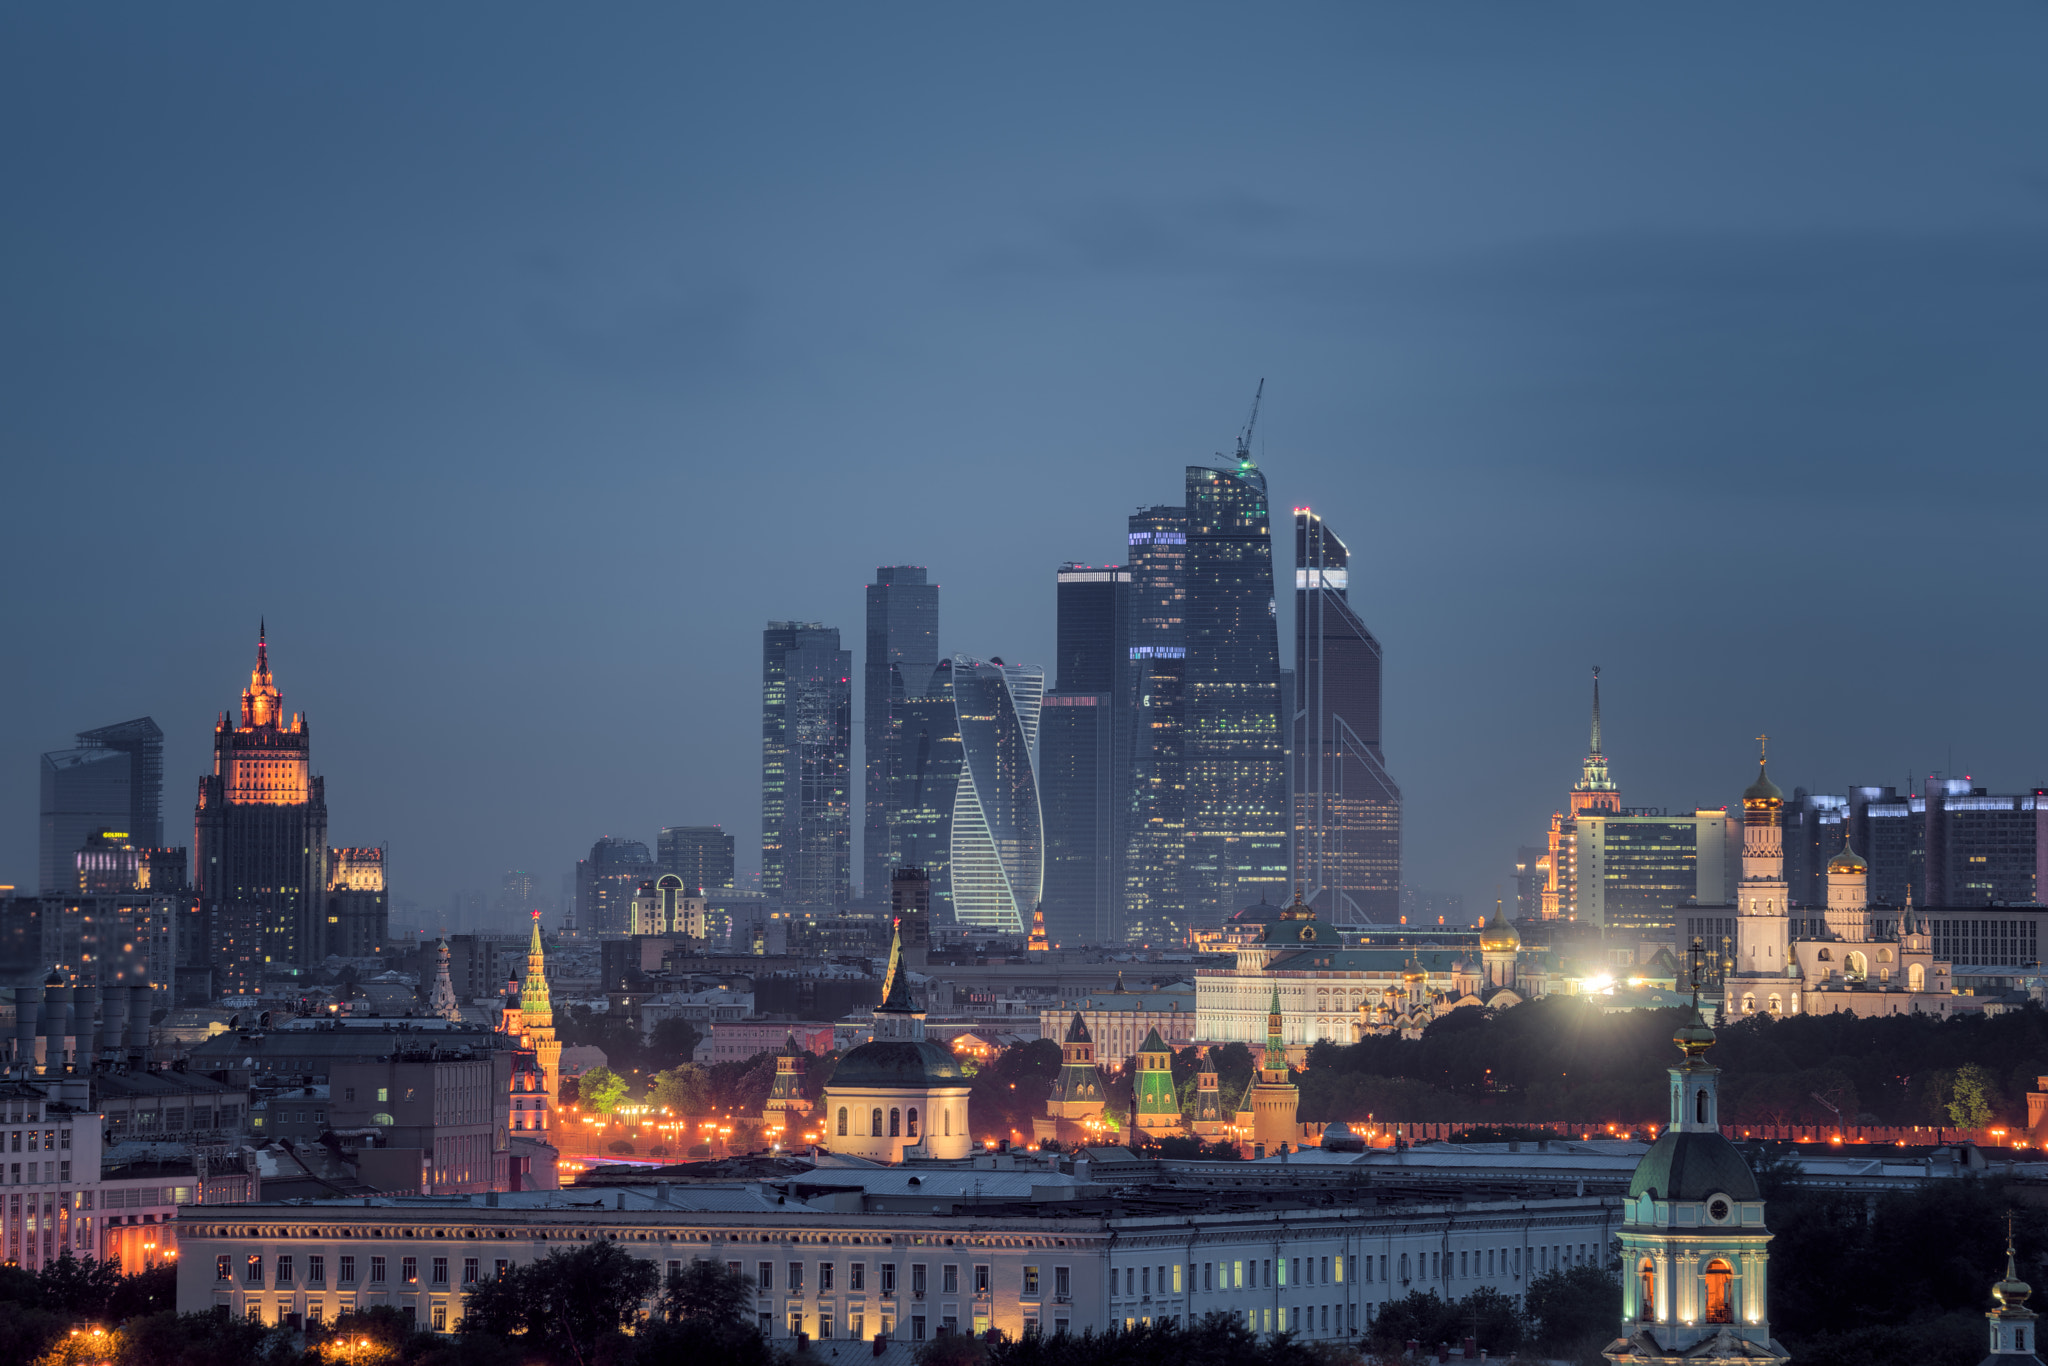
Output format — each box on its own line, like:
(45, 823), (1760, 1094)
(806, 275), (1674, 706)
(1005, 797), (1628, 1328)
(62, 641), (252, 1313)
(1828, 840), (1868, 875)
(1743, 761), (1784, 805)
(1673, 1006), (1717, 1060)
(1479, 908), (1521, 953)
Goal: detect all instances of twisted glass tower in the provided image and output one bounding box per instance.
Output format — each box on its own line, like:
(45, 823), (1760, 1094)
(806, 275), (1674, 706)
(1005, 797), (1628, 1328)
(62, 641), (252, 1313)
(948, 656), (1044, 933)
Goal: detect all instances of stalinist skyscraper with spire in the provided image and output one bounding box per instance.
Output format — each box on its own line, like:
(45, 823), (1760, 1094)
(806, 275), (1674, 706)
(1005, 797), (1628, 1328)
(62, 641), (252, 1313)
(1535, 669), (1734, 930)
(194, 624), (330, 985)
(1542, 669), (1620, 919)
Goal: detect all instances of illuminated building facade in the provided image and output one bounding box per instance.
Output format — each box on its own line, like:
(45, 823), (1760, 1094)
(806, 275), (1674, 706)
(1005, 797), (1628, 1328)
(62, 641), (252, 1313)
(1123, 505), (1190, 943)
(1182, 458), (1289, 929)
(192, 628), (329, 976)
(863, 567), (940, 902)
(39, 716), (163, 894)
(657, 825), (735, 892)
(1292, 508), (1400, 925)
(1042, 564), (1132, 947)
(762, 622), (853, 913)
(948, 656), (1043, 934)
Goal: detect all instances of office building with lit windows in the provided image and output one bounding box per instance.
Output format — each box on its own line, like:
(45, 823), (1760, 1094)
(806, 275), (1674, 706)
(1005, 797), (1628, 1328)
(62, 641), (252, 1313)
(1292, 508), (1400, 925)
(762, 622), (853, 914)
(1123, 507), (1190, 943)
(863, 567), (940, 902)
(1181, 457), (1289, 928)
(658, 825), (736, 893)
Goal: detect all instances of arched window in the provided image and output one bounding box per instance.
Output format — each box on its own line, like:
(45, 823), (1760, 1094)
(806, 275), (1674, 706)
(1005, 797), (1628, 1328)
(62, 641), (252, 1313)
(1704, 1259), (1734, 1324)
(1878, 948), (1894, 963)
(1695, 1088), (1710, 1124)
(870, 1108), (883, 1136)
(1846, 951), (1868, 980)
(1768, 994), (1782, 1014)
(837, 1107), (848, 1137)
(1638, 1259), (1656, 1322)
(907, 1107), (920, 1138)
(1909, 963), (1926, 991)
(889, 1108), (901, 1137)
(1818, 948), (1832, 961)
(1741, 993), (1756, 1014)
(944, 1107), (952, 1137)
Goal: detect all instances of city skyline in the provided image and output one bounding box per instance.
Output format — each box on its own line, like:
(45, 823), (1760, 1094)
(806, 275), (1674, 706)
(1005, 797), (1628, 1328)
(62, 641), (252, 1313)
(4, 6), (2045, 921)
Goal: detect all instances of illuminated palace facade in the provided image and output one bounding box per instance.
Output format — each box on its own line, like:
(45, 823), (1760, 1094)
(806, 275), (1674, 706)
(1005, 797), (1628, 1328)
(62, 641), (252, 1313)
(194, 626), (329, 981)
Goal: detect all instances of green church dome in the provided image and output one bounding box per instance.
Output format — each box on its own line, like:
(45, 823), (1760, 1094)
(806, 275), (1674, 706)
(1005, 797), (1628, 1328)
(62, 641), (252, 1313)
(829, 1039), (965, 1090)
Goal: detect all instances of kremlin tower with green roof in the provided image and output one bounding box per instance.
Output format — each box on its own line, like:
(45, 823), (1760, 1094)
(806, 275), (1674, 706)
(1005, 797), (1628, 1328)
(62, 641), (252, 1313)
(1132, 1027), (1182, 1137)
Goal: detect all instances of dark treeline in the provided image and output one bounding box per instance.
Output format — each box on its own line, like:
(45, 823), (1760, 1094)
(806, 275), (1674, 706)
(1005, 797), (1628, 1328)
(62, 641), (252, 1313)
(1296, 997), (2048, 1127)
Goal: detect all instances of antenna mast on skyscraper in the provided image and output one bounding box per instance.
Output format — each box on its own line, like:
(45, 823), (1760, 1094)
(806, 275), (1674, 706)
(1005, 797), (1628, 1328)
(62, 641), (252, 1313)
(1235, 378), (1265, 463)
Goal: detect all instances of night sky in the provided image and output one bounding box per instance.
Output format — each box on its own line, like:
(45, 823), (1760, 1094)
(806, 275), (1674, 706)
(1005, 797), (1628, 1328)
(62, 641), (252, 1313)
(5, 6), (2045, 927)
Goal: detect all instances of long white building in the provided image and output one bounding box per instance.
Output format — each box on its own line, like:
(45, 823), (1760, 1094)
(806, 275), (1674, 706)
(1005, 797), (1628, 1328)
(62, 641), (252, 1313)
(173, 1155), (1619, 1342)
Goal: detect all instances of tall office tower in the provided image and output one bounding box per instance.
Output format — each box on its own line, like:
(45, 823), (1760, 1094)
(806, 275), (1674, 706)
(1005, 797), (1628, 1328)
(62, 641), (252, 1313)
(38, 717), (164, 893)
(892, 659), (962, 924)
(1292, 508), (1401, 924)
(862, 567), (940, 902)
(658, 825), (736, 892)
(761, 622), (853, 913)
(328, 847), (389, 958)
(1042, 564), (1131, 946)
(1123, 506), (1189, 942)
(1181, 452), (1289, 928)
(193, 626), (330, 972)
(575, 837), (653, 934)
(948, 656), (1044, 934)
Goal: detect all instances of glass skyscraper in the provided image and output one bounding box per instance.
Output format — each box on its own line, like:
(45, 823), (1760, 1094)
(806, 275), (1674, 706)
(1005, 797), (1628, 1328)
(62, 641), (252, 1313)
(948, 656), (1044, 934)
(1122, 506), (1189, 942)
(862, 566), (939, 902)
(1293, 507), (1401, 923)
(1041, 564), (1131, 946)
(1181, 458), (1289, 927)
(892, 658), (962, 925)
(658, 825), (736, 892)
(39, 716), (163, 894)
(761, 621), (852, 913)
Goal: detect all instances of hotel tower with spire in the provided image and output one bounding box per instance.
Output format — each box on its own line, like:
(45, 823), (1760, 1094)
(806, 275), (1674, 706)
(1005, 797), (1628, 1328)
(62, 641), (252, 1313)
(1536, 670), (1734, 931)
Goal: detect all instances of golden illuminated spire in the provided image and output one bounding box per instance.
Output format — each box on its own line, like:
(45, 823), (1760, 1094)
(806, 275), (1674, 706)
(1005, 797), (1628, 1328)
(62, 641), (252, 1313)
(241, 619), (284, 729)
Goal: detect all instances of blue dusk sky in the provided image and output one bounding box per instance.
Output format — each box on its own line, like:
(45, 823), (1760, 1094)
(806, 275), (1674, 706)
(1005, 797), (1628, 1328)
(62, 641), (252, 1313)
(3, 5), (2045, 926)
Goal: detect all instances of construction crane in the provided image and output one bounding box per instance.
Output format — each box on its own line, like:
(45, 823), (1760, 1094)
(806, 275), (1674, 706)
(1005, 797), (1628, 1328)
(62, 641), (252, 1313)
(1234, 377), (1265, 463)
